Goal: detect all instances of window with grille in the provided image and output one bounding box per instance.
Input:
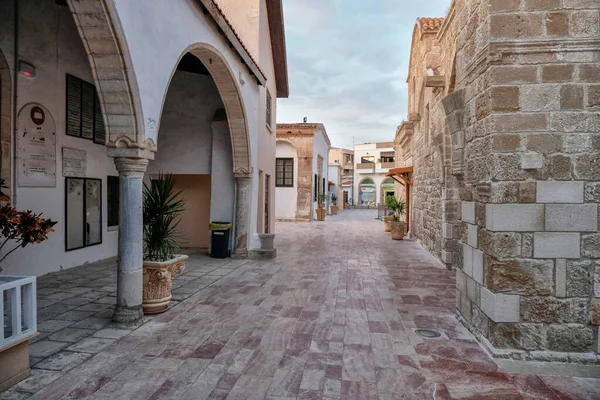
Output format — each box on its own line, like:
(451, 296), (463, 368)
(266, 89), (272, 128)
(276, 158), (293, 187)
(66, 74), (106, 144)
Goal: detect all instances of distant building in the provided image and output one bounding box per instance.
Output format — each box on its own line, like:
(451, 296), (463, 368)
(275, 123), (331, 221)
(353, 142), (396, 207)
(329, 147), (354, 206)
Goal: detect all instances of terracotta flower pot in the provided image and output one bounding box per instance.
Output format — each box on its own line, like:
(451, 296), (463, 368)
(331, 205), (339, 215)
(390, 221), (406, 240)
(142, 254), (188, 314)
(316, 209), (326, 221)
(383, 216), (392, 232)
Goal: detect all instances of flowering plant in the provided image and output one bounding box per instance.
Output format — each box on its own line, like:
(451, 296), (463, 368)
(0, 179), (57, 272)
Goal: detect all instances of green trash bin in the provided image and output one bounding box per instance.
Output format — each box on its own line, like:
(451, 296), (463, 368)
(209, 221), (232, 258)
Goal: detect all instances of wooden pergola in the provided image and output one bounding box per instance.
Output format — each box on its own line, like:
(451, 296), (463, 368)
(386, 166), (414, 230)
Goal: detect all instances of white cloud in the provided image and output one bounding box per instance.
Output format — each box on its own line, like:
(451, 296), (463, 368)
(279, 0), (450, 149)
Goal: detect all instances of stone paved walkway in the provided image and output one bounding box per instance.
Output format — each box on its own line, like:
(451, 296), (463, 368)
(2, 210), (600, 399)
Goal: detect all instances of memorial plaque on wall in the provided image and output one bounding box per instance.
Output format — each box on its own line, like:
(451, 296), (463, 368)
(62, 147), (86, 177)
(81, 82), (95, 139)
(66, 75), (82, 138)
(17, 103), (57, 187)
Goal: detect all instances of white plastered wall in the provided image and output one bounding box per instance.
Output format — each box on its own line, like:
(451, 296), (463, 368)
(0, 0), (119, 276)
(275, 141), (297, 219)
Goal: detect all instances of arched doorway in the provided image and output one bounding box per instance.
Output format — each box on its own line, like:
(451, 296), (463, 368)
(149, 46), (251, 256)
(358, 177), (376, 206)
(381, 178), (395, 204)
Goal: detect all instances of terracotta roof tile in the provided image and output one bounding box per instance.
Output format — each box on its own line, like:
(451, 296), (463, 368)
(419, 17), (445, 32)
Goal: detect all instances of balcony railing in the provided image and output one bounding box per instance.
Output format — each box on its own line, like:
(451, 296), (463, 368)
(357, 163), (374, 170)
(381, 162), (396, 169)
(1, 276), (37, 351)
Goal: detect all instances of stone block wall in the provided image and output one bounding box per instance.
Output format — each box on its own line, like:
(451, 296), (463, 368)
(449, 0), (600, 360)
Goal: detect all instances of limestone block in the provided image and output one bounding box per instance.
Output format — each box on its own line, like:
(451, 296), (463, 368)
(595, 264), (600, 297)
(582, 234), (600, 258)
(545, 204), (598, 232)
(546, 11), (570, 37)
(591, 299), (600, 325)
(560, 85), (584, 110)
(442, 223), (454, 239)
(462, 201), (476, 224)
(537, 181), (584, 203)
(485, 204), (544, 232)
(460, 293), (472, 322)
(566, 260), (596, 297)
(456, 268), (467, 294)
(467, 224), (478, 247)
(521, 297), (588, 324)
(441, 250), (453, 264)
(463, 244), (473, 278)
(534, 233), (580, 259)
(472, 249), (484, 285)
(585, 182), (600, 203)
(466, 277), (479, 304)
(487, 259), (553, 296)
(556, 259), (567, 298)
(480, 287), (520, 323)
(546, 324), (593, 352)
(521, 152), (544, 170)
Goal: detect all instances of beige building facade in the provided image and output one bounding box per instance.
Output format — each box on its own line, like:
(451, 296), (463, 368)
(394, 1), (600, 360)
(329, 147), (354, 206)
(275, 123), (331, 221)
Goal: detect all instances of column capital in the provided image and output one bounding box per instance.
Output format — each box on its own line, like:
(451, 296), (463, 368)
(114, 157), (149, 177)
(234, 172), (252, 180)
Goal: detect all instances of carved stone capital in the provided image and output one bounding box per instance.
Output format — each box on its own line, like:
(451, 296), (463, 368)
(114, 157), (149, 178)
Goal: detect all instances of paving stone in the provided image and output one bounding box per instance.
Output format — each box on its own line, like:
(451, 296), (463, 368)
(48, 327), (95, 343)
(71, 316), (112, 330)
(28, 340), (70, 359)
(34, 350), (93, 372)
(66, 337), (117, 353)
(11, 369), (64, 393)
(17, 211), (600, 399)
(37, 319), (74, 333)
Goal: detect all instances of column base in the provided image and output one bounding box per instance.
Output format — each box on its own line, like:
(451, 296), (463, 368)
(112, 305), (144, 328)
(248, 248), (277, 260)
(232, 248), (248, 259)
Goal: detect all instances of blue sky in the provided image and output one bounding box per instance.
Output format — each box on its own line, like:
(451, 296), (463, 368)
(277, 0), (450, 149)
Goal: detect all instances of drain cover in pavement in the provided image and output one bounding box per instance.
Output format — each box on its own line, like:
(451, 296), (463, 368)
(415, 329), (441, 338)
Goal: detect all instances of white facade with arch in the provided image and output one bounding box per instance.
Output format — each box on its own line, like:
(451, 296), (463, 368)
(0, 0), (288, 324)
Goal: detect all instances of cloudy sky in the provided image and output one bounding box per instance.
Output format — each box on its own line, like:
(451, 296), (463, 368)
(277, 0), (450, 149)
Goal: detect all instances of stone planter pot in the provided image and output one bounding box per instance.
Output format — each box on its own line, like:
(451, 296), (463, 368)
(259, 233), (275, 250)
(383, 216), (392, 232)
(142, 254), (188, 314)
(390, 221), (406, 240)
(316, 209), (326, 221)
(331, 205), (339, 215)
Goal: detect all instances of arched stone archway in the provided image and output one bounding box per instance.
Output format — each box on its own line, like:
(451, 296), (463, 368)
(65, 0), (150, 155)
(0, 49), (11, 194)
(157, 44), (251, 176)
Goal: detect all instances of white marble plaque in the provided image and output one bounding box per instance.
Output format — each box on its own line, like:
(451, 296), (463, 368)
(62, 148), (86, 177)
(17, 103), (57, 187)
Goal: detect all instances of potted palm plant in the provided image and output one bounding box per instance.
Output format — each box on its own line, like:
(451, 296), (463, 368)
(386, 195), (406, 240)
(142, 173), (188, 314)
(383, 211), (393, 232)
(331, 194), (339, 215)
(316, 193), (327, 221)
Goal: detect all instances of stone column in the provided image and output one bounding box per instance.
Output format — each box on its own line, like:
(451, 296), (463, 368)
(232, 174), (251, 259)
(112, 157), (149, 325)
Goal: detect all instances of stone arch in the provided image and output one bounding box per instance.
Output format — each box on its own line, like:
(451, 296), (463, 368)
(158, 43), (251, 176)
(65, 0), (148, 153)
(0, 48), (11, 193)
(380, 178), (395, 204)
